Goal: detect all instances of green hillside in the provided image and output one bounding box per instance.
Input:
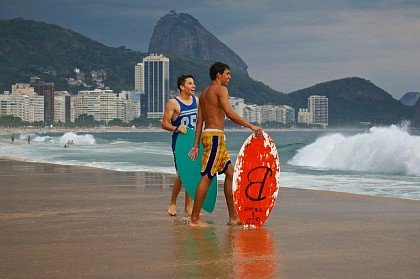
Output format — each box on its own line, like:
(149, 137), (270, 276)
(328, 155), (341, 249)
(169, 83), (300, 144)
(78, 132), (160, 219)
(287, 77), (413, 125)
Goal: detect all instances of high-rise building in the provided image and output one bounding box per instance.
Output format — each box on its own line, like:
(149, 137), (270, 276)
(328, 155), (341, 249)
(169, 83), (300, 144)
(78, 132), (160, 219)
(54, 91), (73, 123)
(30, 78), (55, 125)
(297, 108), (313, 125)
(229, 97), (245, 118)
(76, 89), (118, 123)
(142, 54), (169, 119)
(0, 84), (44, 123)
(308, 95), (328, 127)
(134, 62), (144, 92)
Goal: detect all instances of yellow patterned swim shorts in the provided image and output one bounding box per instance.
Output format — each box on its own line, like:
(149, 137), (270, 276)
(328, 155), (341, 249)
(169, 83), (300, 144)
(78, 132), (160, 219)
(201, 130), (231, 179)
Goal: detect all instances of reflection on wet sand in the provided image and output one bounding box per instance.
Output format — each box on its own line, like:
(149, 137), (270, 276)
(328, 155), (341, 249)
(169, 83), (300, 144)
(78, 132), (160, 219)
(171, 224), (282, 278)
(231, 228), (282, 278)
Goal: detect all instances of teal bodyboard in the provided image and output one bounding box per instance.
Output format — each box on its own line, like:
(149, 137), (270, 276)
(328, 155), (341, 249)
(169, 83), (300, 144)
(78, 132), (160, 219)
(175, 127), (217, 213)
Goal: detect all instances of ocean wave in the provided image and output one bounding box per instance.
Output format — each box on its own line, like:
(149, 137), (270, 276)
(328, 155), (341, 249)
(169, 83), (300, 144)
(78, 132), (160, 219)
(60, 132), (96, 145)
(289, 124), (420, 176)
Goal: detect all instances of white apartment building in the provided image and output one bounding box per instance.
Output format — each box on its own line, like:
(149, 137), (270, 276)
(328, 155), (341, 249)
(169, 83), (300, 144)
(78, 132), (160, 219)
(243, 104), (262, 124)
(74, 89), (140, 123)
(76, 89), (118, 123)
(260, 105), (277, 123)
(259, 105), (295, 124)
(0, 84), (44, 122)
(229, 97), (245, 118)
(308, 95), (328, 127)
(297, 108), (314, 125)
(118, 91), (140, 123)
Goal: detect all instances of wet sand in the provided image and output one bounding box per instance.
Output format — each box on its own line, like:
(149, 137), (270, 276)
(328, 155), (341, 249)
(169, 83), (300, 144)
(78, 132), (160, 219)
(0, 158), (419, 278)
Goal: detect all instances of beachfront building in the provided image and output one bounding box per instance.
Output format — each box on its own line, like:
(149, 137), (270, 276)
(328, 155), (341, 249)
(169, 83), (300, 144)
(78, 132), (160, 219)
(297, 108), (313, 125)
(74, 89), (140, 123)
(258, 105), (296, 125)
(308, 95), (328, 128)
(141, 54), (169, 119)
(0, 83), (44, 123)
(75, 89), (119, 123)
(118, 91), (141, 123)
(244, 104), (262, 124)
(134, 62), (144, 92)
(30, 77), (55, 125)
(229, 97), (246, 118)
(283, 105), (295, 124)
(54, 91), (73, 123)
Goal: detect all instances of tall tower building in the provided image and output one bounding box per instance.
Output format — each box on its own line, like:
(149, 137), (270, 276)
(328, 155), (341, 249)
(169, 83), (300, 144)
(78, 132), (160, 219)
(134, 62), (144, 92)
(30, 78), (55, 125)
(308, 95), (328, 128)
(141, 54), (169, 119)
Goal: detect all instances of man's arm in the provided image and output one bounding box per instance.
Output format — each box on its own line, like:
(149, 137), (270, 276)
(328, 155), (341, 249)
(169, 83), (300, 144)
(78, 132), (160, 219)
(189, 98), (203, 160)
(218, 87), (263, 137)
(161, 99), (186, 134)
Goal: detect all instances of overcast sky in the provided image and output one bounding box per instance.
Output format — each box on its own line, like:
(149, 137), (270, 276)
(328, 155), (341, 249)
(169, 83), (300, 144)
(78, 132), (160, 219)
(1, 0), (419, 99)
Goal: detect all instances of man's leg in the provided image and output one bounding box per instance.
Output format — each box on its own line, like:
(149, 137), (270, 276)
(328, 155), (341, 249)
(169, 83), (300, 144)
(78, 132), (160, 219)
(224, 164), (241, 225)
(189, 175), (213, 227)
(184, 192), (192, 215)
(168, 176), (182, 216)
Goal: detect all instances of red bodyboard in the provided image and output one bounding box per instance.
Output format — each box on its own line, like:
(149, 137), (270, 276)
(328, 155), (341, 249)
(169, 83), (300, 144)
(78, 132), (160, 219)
(233, 132), (280, 228)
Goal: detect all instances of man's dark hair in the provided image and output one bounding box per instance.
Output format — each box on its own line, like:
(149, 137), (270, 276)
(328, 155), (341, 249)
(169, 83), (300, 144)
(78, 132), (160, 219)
(177, 74), (194, 91)
(209, 62), (230, 81)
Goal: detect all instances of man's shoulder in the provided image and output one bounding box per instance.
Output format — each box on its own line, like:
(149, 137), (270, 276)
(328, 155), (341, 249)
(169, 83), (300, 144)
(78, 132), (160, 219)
(207, 84), (227, 94)
(165, 97), (180, 109)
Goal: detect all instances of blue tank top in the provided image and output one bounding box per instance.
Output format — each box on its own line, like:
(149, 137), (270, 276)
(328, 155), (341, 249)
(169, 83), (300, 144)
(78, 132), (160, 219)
(171, 96), (198, 151)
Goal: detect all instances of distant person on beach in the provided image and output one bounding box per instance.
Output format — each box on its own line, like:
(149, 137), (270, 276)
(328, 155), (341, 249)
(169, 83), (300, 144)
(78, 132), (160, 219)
(27, 135), (31, 144)
(188, 62), (263, 227)
(161, 74), (198, 216)
(11, 133), (15, 144)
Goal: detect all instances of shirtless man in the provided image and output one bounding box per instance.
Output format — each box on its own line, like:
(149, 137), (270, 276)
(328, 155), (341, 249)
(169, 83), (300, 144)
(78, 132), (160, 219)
(161, 74), (197, 216)
(188, 62), (263, 227)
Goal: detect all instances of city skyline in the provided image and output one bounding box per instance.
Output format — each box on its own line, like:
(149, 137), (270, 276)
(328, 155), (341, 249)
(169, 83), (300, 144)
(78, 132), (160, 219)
(1, 0), (419, 99)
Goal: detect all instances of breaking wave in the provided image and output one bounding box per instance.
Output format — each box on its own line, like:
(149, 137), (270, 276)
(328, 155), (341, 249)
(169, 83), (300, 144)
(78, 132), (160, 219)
(289, 125), (420, 176)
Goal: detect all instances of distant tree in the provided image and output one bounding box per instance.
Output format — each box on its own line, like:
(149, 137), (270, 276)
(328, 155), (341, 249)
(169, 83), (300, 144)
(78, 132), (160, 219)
(0, 115), (24, 127)
(107, 118), (125, 126)
(130, 117), (160, 128)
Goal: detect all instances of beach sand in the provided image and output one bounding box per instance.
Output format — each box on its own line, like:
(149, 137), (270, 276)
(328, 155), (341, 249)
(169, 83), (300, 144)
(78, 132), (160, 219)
(0, 158), (419, 278)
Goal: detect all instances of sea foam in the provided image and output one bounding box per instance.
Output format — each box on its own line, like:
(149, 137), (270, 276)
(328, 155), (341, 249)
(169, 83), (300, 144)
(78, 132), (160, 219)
(289, 125), (420, 176)
(59, 132), (96, 145)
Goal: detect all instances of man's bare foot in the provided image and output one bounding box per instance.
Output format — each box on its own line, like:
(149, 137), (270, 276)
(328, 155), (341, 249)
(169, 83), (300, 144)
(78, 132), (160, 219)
(188, 219), (210, 227)
(168, 204), (177, 216)
(227, 218), (242, 226)
(184, 208), (192, 216)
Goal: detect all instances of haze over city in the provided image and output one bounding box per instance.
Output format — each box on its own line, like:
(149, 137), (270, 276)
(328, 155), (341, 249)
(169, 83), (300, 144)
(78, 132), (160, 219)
(1, 0), (419, 99)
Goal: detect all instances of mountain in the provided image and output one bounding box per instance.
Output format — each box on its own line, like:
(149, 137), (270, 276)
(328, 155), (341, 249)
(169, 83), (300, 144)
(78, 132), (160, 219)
(148, 11), (248, 74)
(399, 92), (420, 106)
(287, 77), (412, 125)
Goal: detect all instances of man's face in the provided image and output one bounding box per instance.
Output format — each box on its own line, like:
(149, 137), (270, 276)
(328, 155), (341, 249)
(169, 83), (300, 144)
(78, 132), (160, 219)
(219, 69), (231, 86)
(181, 78), (196, 95)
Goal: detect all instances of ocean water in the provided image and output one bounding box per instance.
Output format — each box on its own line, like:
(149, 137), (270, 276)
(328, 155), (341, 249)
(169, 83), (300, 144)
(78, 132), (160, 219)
(1, 125), (419, 200)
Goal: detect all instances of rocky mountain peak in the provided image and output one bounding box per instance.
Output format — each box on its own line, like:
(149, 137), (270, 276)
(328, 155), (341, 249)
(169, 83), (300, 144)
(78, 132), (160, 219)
(148, 11), (248, 74)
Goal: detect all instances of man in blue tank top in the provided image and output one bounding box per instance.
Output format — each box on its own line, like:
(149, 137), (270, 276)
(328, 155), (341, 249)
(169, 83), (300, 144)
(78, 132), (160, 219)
(161, 75), (198, 216)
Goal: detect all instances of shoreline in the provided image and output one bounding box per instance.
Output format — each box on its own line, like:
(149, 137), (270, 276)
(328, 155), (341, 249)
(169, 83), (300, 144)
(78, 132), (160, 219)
(0, 156), (418, 202)
(1, 126), (368, 135)
(1, 158), (419, 278)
